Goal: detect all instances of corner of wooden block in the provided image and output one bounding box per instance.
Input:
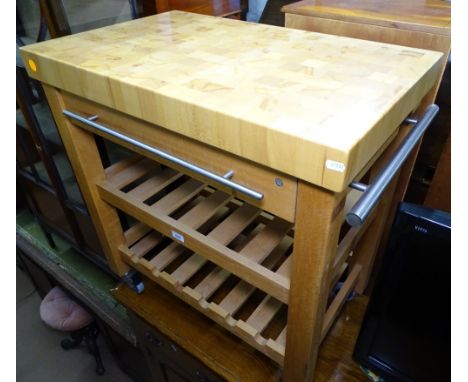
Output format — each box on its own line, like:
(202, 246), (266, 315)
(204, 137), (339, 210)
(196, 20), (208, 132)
(118, 245), (134, 259)
(160, 272), (178, 287)
(208, 303), (229, 319)
(266, 338), (285, 357)
(182, 286), (202, 302)
(235, 320), (258, 338)
(139, 258), (155, 271)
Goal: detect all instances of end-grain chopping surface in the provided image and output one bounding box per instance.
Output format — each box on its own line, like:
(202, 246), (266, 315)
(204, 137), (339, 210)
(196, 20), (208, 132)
(20, 11), (443, 191)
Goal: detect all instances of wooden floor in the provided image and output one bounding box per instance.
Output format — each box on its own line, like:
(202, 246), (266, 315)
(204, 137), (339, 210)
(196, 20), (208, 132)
(316, 295), (369, 381)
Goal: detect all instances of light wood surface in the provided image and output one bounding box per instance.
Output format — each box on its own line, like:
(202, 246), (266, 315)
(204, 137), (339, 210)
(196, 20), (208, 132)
(282, 0), (451, 35)
(284, 183), (346, 382)
(19, 11), (443, 191)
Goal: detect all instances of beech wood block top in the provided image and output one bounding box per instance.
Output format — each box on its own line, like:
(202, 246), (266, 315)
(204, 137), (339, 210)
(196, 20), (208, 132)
(20, 11), (443, 191)
(282, 0), (451, 36)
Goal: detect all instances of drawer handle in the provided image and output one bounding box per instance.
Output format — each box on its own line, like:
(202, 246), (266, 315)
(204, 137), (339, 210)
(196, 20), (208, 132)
(63, 110), (264, 201)
(346, 104), (439, 227)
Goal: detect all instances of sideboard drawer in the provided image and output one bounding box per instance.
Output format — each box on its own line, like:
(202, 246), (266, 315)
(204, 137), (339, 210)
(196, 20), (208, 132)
(61, 91), (298, 223)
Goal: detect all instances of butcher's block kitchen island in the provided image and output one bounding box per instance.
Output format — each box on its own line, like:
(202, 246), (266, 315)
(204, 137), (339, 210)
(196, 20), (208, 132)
(20, 11), (444, 381)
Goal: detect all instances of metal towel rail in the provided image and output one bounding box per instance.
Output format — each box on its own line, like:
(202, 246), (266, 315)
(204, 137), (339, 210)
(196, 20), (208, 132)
(62, 110), (264, 201)
(346, 104), (439, 226)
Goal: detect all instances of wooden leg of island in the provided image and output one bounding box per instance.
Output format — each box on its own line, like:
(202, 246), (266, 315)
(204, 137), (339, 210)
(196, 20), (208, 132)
(43, 85), (129, 275)
(283, 182), (346, 382)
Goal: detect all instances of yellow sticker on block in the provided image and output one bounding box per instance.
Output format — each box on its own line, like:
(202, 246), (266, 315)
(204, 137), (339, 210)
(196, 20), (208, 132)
(28, 59), (37, 72)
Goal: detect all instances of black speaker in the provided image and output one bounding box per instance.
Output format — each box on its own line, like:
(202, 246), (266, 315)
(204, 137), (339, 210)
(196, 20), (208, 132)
(353, 202), (450, 382)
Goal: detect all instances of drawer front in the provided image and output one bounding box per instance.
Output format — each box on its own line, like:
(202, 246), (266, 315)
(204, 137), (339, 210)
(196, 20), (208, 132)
(129, 312), (225, 382)
(61, 91), (297, 222)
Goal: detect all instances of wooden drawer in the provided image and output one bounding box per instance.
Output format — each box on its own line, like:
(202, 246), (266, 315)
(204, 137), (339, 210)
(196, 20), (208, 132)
(129, 311), (224, 382)
(61, 91), (298, 223)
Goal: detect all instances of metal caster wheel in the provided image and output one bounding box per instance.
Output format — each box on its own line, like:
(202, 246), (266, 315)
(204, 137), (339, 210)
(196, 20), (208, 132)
(122, 270), (144, 293)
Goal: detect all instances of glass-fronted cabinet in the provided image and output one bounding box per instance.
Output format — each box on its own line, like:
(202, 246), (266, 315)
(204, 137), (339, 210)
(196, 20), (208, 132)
(16, 0), (141, 274)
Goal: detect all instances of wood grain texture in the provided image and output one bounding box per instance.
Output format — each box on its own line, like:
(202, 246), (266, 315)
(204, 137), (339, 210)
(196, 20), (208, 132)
(282, 0), (451, 35)
(283, 182), (346, 382)
(60, 91), (298, 222)
(98, 181), (291, 303)
(112, 278), (284, 382)
(283, 0), (451, 111)
(113, 274), (370, 382)
(42, 85), (129, 275)
(154, 0), (243, 17)
(19, 11), (443, 191)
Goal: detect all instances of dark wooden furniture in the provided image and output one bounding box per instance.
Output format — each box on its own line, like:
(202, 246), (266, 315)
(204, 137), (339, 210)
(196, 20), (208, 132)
(113, 278), (369, 382)
(282, 0), (451, 293)
(16, 62), (111, 272)
(142, 0), (248, 19)
(16, 0), (140, 274)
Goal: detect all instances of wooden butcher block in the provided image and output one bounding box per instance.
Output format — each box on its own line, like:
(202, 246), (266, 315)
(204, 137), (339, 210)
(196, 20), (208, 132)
(20, 11), (443, 192)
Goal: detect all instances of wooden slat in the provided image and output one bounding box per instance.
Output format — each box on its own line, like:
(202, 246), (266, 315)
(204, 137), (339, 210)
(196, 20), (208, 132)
(152, 178), (205, 214)
(246, 296), (282, 333)
(276, 327), (287, 348)
(127, 167), (183, 201)
(194, 236), (292, 299)
(219, 253), (291, 315)
(124, 180), (227, 270)
(99, 183), (291, 303)
(124, 222), (152, 247)
(329, 262), (348, 294)
(321, 264), (362, 341)
(170, 204), (260, 284)
(177, 190), (232, 228)
(130, 231), (164, 260)
(239, 218), (292, 263)
(120, 244), (286, 365)
(330, 211), (374, 285)
(108, 158), (157, 189)
(104, 156), (140, 178)
(149, 191), (233, 270)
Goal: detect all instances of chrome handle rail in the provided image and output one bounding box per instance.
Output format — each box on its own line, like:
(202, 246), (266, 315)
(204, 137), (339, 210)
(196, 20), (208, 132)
(62, 110), (264, 201)
(346, 104), (439, 227)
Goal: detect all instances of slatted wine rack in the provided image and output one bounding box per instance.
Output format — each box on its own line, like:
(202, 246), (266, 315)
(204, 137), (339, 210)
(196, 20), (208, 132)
(96, 155), (362, 364)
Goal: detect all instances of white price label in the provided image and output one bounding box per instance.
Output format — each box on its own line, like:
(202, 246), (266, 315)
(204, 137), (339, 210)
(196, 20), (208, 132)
(171, 231), (185, 243)
(325, 160), (346, 173)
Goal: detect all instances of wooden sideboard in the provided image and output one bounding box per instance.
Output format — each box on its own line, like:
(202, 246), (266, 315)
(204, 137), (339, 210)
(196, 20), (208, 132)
(282, 0), (451, 214)
(141, 0), (248, 19)
(20, 12), (443, 381)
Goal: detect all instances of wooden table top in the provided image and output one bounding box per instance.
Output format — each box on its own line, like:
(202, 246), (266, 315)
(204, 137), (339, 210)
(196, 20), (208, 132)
(282, 0), (451, 36)
(20, 11), (443, 192)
